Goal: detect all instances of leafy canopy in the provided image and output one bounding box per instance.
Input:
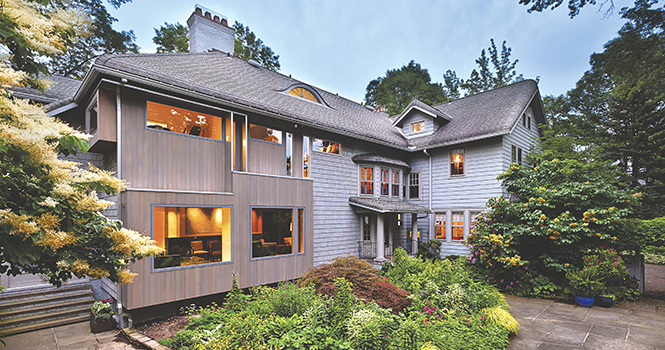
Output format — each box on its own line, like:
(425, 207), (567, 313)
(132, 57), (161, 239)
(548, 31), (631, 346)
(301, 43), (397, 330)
(1, 0), (162, 286)
(153, 22), (189, 53)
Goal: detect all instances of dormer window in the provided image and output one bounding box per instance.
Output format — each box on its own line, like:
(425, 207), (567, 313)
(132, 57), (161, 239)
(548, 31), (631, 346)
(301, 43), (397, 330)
(411, 121), (425, 133)
(288, 87), (319, 103)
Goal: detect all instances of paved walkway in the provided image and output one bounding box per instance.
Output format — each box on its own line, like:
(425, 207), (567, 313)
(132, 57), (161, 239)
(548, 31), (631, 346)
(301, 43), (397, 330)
(506, 294), (665, 350)
(1, 322), (141, 350)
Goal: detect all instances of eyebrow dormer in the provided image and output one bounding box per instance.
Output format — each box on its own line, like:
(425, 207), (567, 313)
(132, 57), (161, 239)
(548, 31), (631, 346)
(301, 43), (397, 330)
(393, 99), (451, 138)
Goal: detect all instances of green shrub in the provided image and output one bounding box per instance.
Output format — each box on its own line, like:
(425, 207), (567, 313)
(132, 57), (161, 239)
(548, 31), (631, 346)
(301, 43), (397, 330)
(224, 273), (250, 312)
(565, 266), (609, 297)
(331, 277), (356, 334)
(347, 308), (393, 350)
(264, 281), (319, 317)
(417, 240), (442, 260)
(644, 246), (665, 265)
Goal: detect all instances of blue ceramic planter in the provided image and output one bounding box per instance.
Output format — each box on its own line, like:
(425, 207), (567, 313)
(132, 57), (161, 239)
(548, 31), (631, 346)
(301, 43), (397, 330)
(594, 296), (613, 308)
(575, 296), (594, 308)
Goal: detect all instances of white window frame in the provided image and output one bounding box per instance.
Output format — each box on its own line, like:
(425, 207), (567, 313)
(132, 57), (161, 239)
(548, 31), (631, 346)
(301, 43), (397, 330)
(408, 171), (420, 199)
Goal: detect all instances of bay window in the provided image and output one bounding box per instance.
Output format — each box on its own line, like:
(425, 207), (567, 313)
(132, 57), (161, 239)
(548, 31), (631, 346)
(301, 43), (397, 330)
(360, 166), (373, 195)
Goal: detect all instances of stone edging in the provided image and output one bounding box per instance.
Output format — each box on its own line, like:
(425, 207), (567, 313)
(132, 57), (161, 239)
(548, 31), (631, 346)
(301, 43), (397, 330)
(121, 327), (170, 350)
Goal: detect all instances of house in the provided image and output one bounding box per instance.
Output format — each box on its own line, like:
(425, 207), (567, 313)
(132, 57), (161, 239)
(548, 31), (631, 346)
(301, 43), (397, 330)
(4, 5), (544, 329)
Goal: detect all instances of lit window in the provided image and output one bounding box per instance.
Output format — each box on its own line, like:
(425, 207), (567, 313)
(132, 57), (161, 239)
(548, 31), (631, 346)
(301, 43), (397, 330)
(452, 212), (464, 241)
(303, 136), (310, 178)
(391, 170), (400, 197)
(252, 208), (293, 258)
(381, 169), (389, 196)
(313, 138), (341, 154)
(412, 121), (425, 133)
(451, 149), (464, 176)
(409, 172), (420, 199)
(146, 101), (223, 140)
(288, 87), (319, 103)
(153, 206), (232, 269)
(285, 132), (293, 176)
(249, 124), (282, 144)
(297, 208), (305, 254)
(360, 166), (373, 195)
(435, 213), (446, 239)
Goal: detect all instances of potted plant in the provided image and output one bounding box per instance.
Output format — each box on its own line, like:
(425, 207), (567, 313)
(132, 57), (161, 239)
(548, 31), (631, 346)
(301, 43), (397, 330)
(565, 266), (608, 307)
(90, 298), (116, 333)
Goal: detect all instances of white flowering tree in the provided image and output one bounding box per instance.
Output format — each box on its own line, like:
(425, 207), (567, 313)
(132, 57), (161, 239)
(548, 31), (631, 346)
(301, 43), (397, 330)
(1, 0), (162, 287)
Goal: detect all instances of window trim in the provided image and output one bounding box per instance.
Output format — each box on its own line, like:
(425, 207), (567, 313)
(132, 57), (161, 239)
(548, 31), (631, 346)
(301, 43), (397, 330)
(511, 145), (524, 165)
(434, 213), (446, 240)
(391, 170), (401, 198)
(250, 206), (297, 261)
(449, 149), (465, 177)
(408, 171), (421, 200)
(150, 204), (234, 272)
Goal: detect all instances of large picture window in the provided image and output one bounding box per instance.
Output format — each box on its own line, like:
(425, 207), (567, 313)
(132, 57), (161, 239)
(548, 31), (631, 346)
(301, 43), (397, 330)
(252, 208), (293, 258)
(153, 206), (232, 269)
(313, 138), (341, 154)
(360, 166), (373, 195)
(146, 101), (223, 140)
(249, 124), (283, 144)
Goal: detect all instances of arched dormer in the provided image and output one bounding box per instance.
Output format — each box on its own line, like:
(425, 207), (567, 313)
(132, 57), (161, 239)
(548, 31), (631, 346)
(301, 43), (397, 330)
(283, 84), (327, 106)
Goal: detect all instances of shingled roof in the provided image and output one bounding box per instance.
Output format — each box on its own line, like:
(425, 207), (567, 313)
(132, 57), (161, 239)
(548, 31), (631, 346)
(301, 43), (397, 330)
(393, 98), (452, 127)
(349, 197), (432, 214)
(92, 51), (409, 148)
(407, 80), (539, 149)
(10, 75), (81, 111)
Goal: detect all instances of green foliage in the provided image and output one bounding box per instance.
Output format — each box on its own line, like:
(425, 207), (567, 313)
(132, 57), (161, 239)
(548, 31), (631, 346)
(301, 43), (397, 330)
(417, 240), (442, 261)
(364, 60), (449, 115)
(480, 306), (520, 335)
(153, 22), (189, 53)
(298, 255), (412, 313)
(466, 158), (639, 289)
(233, 21), (281, 71)
(263, 281), (319, 317)
(331, 277), (355, 333)
(644, 245), (665, 265)
(565, 266), (609, 297)
(224, 273), (250, 312)
(91, 298), (115, 322)
(347, 308), (394, 350)
(621, 217), (665, 251)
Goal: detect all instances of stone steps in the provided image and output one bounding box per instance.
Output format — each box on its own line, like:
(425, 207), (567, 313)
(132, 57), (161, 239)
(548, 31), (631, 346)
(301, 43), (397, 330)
(0, 281), (94, 337)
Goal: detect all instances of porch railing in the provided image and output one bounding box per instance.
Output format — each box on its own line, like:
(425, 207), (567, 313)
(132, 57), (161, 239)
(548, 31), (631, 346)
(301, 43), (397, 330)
(358, 241), (377, 259)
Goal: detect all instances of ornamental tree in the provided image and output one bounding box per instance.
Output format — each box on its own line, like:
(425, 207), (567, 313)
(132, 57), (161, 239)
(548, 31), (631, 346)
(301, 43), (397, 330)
(466, 159), (640, 285)
(1, 0), (162, 287)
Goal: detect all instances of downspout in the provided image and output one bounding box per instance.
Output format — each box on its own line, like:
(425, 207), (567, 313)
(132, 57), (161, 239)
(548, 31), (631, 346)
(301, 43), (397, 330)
(423, 149), (432, 240)
(115, 84), (130, 328)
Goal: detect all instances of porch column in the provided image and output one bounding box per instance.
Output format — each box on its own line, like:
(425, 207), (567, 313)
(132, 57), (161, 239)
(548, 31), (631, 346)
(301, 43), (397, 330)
(375, 214), (386, 262)
(411, 213), (418, 255)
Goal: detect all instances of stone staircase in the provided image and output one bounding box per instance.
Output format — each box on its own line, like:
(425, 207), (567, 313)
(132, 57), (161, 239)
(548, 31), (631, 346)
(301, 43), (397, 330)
(0, 281), (94, 337)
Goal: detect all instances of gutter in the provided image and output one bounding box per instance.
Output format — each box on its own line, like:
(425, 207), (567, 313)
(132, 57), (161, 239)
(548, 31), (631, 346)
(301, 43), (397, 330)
(423, 149), (433, 240)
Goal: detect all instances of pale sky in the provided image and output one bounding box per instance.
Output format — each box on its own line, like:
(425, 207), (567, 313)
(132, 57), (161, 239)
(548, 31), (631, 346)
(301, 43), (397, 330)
(108, 0), (631, 103)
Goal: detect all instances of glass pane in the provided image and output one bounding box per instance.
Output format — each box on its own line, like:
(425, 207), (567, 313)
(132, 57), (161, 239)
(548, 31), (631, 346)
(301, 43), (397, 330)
(147, 101), (223, 140)
(285, 132), (292, 176)
(297, 208), (304, 254)
(435, 226), (445, 239)
(252, 208), (293, 258)
(313, 138), (341, 154)
(153, 206), (231, 269)
(303, 136), (310, 178)
(249, 124), (282, 144)
(452, 227), (464, 240)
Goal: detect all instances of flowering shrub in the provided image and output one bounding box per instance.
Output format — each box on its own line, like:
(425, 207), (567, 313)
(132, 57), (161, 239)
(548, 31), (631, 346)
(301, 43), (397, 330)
(91, 298), (115, 322)
(466, 159), (640, 290)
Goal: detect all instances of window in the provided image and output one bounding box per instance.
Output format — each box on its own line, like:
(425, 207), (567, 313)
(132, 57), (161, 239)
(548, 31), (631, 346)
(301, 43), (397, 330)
(146, 101), (223, 140)
(381, 169), (389, 196)
(391, 170), (400, 197)
(362, 215), (370, 241)
(452, 212), (464, 240)
(450, 149), (464, 176)
(360, 166), (373, 195)
(249, 124), (282, 144)
(409, 172), (420, 199)
(297, 208), (305, 254)
(511, 145), (523, 165)
(285, 132), (293, 176)
(288, 87), (319, 103)
(153, 206), (232, 269)
(313, 138), (341, 154)
(412, 121), (425, 133)
(435, 213), (446, 239)
(252, 208), (293, 258)
(232, 115), (247, 171)
(303, 136), (310, 178)
(87, 99), (98, 134)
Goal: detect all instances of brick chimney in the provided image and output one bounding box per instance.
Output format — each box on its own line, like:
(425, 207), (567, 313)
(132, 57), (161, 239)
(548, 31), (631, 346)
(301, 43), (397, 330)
(187, 5), (235, 54)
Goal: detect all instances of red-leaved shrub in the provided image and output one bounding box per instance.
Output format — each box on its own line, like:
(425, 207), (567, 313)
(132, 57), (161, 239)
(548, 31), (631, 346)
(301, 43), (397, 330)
(298, 256), (411, 313)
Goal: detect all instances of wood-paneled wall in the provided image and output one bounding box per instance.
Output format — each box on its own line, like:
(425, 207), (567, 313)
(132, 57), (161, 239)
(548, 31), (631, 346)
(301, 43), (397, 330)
(122, 173), (313, 310)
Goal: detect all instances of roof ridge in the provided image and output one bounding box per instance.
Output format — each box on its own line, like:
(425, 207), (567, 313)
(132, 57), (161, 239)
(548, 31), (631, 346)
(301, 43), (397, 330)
(434, 79), (537, 108)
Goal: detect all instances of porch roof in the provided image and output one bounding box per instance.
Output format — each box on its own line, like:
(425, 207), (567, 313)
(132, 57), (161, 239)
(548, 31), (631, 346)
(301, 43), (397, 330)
(349, 197), (432, 214)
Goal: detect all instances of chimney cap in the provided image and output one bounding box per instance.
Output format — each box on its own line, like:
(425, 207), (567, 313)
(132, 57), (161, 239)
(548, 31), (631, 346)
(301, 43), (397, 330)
(194, 4), (227, 23)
